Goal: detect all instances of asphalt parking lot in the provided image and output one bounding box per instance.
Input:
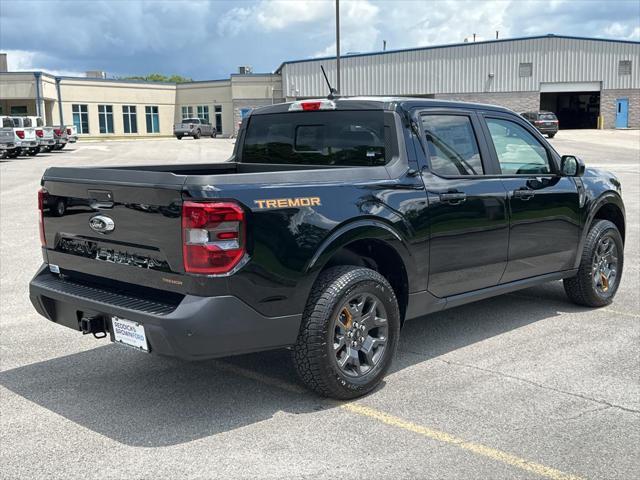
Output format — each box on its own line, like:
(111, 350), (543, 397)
(1, 131), (638, 479)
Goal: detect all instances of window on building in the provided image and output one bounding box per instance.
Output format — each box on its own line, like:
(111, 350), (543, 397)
(145, 106), (160, 133)
(10, 105), (28, 116)
(72, 104), (89, 134)
(619, 60), (632, 75)
(122, 105), (138, 134)
(181, 106), (193, 119)
(485, 118), (551, 175)
(197, 105), (209, 123)
(519, 62), (533, 77)
(421, 114), (484, 176)
(215, 105), (222, 134)
(98, 105), (114, 134)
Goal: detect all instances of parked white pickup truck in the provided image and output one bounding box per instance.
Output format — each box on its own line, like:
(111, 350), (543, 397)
(66, 125), (78, 143)
(173, 118), (217, 139)
(0, 116), (39, 156)
(27, 116), (56, 152)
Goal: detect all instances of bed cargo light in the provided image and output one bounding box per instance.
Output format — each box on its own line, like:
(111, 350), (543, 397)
(182, 201), (246, 274)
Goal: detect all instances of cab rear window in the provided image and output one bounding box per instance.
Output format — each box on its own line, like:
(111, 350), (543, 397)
(241, 111), (387, 166)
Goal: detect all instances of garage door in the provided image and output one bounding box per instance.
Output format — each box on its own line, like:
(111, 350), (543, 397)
(540, 82), (601, 129)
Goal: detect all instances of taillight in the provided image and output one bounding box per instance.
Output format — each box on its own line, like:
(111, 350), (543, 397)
(289, 99), (336, 111)
(16, 130), (25, 139)
(36, 129), (44, 138)
(67, 128), (72, 135)
(182, 201), (246, 274)
(53, 128), (62, 136)
(38, 188), (47, 247)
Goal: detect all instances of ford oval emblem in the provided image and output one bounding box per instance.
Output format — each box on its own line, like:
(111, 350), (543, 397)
(89, 215), (115, 234)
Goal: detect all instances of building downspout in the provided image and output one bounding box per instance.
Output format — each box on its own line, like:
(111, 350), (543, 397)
(34, 72), (42, 117)
(55, 77), (64, 125)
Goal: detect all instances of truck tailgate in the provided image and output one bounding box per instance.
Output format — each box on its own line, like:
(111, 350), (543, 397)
(42, 167), (188, 286)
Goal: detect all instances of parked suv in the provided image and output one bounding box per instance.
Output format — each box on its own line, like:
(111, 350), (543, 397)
(521, 111), (559, 138)
(173, 118), (217, 139)
(30, 98), (625, 399)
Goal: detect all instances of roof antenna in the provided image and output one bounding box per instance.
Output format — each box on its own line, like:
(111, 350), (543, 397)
(320, 65), (338, 99)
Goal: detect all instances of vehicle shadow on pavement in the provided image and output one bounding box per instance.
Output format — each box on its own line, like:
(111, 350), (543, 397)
(0, 282), (580, 447)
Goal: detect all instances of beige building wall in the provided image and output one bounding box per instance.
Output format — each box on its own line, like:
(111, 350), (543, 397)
(58, 78), (177, 137)
(1, 72), (281, 137)
(175, 80), (233, 135)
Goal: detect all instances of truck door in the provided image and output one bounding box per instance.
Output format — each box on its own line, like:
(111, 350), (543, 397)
(419, 110), (509, 298)
(479, 114), (581, 283)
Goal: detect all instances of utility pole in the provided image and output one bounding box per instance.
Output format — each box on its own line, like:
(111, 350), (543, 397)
(336, 0), (341, 94)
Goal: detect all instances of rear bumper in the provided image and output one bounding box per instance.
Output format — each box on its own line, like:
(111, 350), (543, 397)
(17, 140), (38, 148)
(535, 126), (559, 134)
(38, 138), (55, 146)
(29, 266), (302, 360)
(0, 143), (16, 150)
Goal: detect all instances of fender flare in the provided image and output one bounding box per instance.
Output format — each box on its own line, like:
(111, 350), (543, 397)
(574, 191), (625, 268)
(305, 218), (416, 283)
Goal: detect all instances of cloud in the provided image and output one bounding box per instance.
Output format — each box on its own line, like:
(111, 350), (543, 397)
(4, 49), (85, 77)
(0, 0), (638, 79)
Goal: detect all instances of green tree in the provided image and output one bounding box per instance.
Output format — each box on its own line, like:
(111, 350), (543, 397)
(120, 73), (192, 83)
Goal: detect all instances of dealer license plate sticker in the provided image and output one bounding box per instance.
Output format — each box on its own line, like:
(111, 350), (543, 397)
(112, 317), (148, 352)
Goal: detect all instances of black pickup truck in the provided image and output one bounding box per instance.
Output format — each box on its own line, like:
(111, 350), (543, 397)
(30, 97), (625, 399)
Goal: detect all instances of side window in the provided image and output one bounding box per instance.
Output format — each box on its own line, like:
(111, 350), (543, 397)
(421, 114), (484, 176)
(486, 118), (552, 175)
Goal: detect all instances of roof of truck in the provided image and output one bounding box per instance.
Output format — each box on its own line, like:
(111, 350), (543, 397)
(250, 96), (514, 115)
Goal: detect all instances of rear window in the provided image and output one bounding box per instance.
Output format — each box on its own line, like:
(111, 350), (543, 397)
(36, 118), (44, 127)
(2, 118), (12, 128)
(182, 118), (200, 124)
(539, 113), (557, 121)
(22, 118), (32, 127)
(241, 111), (386, 166)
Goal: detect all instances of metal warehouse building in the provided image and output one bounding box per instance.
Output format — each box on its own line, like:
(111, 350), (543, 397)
(278, 35), (639, 129)
(0, 34), (638, 138)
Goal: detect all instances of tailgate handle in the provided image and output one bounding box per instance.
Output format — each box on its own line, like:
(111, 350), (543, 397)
(88, 189), (114, 208)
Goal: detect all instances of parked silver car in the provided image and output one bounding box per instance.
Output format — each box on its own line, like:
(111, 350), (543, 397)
(173, 118), (217, 139)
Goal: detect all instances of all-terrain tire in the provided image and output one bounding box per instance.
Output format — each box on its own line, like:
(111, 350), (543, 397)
(564, 219), (623, 307)
(293, 266), (400, 399)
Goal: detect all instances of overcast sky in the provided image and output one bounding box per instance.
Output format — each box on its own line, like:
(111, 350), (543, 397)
(1, 0), (638, 79)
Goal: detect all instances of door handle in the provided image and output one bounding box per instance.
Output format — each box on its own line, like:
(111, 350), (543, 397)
(439, 192), (467, 205)
(513, 189), (535, 200)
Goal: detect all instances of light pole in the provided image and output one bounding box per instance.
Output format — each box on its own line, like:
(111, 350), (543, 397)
(335, 0), (341, 94)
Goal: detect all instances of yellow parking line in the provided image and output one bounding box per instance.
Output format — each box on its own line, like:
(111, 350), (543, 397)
(342, 403), (584, 480)
(216, 361), (585, 480)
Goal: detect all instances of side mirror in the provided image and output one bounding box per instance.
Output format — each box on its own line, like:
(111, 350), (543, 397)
(561, 155), (585, 177)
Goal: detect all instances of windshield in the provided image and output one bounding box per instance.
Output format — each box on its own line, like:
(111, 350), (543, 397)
(241, 111), (387, 166)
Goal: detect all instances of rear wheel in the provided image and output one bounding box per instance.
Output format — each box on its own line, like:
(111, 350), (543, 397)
(194, 129), (201, 139)
(293, 266), (400, 399)
(564, 220), (623, 307)
(547, 133), (555, 138)
(211, 130), (217, 138)
(176, 135), (183, 140)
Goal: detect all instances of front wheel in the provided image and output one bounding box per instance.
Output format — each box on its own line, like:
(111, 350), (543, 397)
(293, 266), (400, 399)
(564, 220), (624, 307)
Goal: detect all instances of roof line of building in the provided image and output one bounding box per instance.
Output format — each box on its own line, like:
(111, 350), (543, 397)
(0, 71), (277, 85)
(274, 33), (640, 72)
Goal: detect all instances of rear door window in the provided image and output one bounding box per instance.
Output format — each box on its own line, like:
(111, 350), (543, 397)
(242, 111), (386, 166)
(421, 114), (484, 176)
(485, 118), (552, 175)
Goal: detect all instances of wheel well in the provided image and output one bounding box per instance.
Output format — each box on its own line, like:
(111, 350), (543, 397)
(323, 239), (409, 323)
(594, 203), (625, 243)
